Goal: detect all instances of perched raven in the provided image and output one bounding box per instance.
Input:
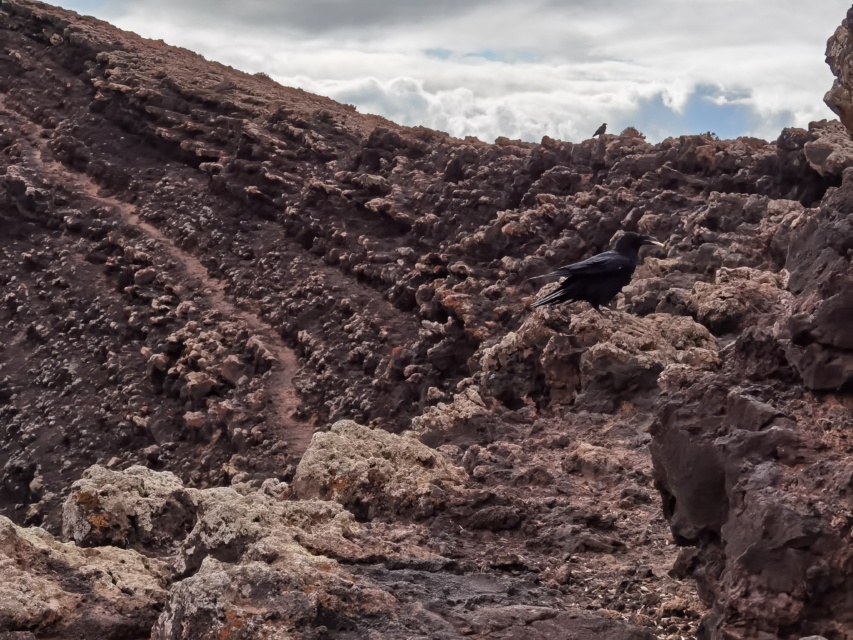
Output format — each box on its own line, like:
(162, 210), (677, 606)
(531, 232), (664, 312)
(592, 123), (607, 137)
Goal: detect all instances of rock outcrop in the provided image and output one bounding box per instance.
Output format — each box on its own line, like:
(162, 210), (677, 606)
(476, 308), (718, 411)
(825, 11), (853, 134)
(784, 169), (853, 392)
(0, 464), (654, 640)
(293, 420), (467, 519)
(0, 514), (170, 638)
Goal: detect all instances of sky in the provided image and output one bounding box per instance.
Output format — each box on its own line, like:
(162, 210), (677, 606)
(57, 0), (848, 144)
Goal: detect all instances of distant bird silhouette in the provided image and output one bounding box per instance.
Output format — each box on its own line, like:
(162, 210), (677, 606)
(592, 123), (607, 137)
(531, 232), (664, 312)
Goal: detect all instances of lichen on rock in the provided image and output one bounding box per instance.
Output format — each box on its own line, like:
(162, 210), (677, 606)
(0, 515), (170, 638)
(293, 420), (467, 519)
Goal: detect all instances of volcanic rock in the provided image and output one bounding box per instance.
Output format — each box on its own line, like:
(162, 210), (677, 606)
(293, 420), (467, 519)
(0, 515), (170, 638)
(0, 1), (852, 638)
(479, 308), (718, 411)
(63, 465), (195, 551)
(803, 120), (853, 176)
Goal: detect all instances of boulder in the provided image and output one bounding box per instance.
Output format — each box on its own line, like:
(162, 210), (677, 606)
(174, 486), (358, 575)
(152, 556), (396, 640)
(60, 467), (458, 638)
(687, 267), (791, 336)
(133, 267), (157, 285)
(802, 120), (853, 176)
(62, 465), (196, 551)
(182, 371), (216, 401)
(219, 354), (245, 385)
(292, 420), (467, 519)
(410, 385), (497, 447)
(825, 22), (853, 134)
(62, 465), (360, 570)
(0, 515), (169, 638)
(651, 373), (853, 639)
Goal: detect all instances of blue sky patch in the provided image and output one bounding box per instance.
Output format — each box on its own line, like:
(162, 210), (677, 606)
(627, 85), (794, 141)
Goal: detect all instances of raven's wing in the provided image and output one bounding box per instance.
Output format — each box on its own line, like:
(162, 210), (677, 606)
(533, 250), (632, 280)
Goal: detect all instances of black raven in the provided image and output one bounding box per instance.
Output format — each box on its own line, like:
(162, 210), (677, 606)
(531, 232), (664, 312)
(593, 123), (607, 137)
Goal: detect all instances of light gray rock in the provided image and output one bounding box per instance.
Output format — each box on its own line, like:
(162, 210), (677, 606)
(182, 371), (216, 401)
(293, 420), (467, 518)
(0, 515), (169, 638)
(803, 120), (853, 176)
(62, 464), (194, 550)
(133, 266), (157, 285)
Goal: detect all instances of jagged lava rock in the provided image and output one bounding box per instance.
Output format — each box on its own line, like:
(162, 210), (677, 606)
(652, 363), (853, 639)
(62, 465), (365, 570)
(784, 166), (853, 390)
(478, 307), (718, 411)
(3, 1), (853, 638)
(293, 420), (467, 519)
(152, 556), (405, 640)
(803, 120), (853, 177)
(825, 15), (853, 134)
(0, 515), (170, 638)
(62, 464), (196, 551)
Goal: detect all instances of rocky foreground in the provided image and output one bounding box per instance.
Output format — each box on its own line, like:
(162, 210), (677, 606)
(1, 1), (852, 638)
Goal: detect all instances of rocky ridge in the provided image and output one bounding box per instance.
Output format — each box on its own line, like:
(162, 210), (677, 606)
(0, 0), (852, 638)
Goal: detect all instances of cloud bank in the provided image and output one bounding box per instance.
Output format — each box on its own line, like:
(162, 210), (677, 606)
(65, 0), (845, 142)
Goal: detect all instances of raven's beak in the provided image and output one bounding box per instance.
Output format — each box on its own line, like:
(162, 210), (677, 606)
(644, 239), (665, 248)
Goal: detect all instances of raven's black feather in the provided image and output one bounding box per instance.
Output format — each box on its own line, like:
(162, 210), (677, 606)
(531, 232), (663, 311)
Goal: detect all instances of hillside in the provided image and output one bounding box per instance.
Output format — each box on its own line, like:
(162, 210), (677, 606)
(1, 1), (852, 638)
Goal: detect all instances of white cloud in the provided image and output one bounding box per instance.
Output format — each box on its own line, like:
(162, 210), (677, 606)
(69, 0), (846, 143)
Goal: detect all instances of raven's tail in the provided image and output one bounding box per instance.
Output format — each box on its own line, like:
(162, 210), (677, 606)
(532, 287), (575, 308)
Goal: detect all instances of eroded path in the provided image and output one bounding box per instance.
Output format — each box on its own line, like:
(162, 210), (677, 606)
(32, 137), (312, 457)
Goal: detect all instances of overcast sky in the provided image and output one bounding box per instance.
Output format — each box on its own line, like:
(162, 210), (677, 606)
(60, 0), (846, 143)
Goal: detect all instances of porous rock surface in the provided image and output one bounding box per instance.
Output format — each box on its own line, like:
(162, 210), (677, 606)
(0, 513), (170, 639)
(0, 0), (852, 638)
(292, 419), (467, 519)
(58, 462), (657, 640)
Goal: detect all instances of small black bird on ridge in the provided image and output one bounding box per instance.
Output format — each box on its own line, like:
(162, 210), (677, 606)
(531, 232), (664, 312)
(593, 123), (607, 137)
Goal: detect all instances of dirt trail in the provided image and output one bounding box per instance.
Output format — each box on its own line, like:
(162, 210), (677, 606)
(32, 143), (313, 456)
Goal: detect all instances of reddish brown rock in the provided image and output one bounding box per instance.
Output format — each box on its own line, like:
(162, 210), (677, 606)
(784, 167), (853, 390)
